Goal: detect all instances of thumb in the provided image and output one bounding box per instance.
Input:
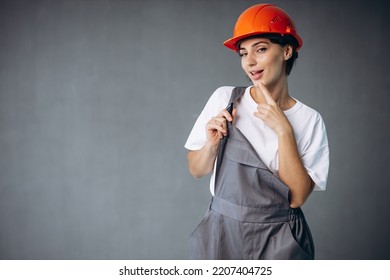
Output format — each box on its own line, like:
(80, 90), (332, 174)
(232, 108), (238, 120)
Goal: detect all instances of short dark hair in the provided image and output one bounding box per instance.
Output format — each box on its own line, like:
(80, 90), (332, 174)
(237, 33), (299, 75)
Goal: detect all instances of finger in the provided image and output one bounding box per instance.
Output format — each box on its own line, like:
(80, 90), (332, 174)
(207, 119), (227, 135)
(253, 111), (262, 120)
(257, 103), (272, 112)
(217, 115), (230, 135)
(253, 109), (271, 121)
(217, 109), (233, 122)
(212, 116), (228, 126)
(232, 108), (238, 120)
(254, 104), (272, 119)
(257, 83), (275, 105)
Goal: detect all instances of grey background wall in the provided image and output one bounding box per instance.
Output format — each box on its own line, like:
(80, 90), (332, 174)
(0, 0), (389, 259)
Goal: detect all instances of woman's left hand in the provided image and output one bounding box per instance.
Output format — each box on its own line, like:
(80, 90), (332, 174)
(253, 83), (292, 136)
(253, 83), (313, 208)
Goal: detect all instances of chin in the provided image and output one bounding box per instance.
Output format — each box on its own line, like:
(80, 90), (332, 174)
(253, 80), (265, 88)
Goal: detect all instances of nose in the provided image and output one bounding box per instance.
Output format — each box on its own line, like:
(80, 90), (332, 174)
(246, 52), (257, 67)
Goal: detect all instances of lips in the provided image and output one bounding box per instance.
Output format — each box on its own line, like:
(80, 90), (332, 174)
(250, 70), (264, 80)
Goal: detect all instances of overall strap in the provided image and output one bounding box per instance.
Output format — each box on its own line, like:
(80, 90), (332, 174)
(215, 86), (247, 182)
(228, 86), (246, 104)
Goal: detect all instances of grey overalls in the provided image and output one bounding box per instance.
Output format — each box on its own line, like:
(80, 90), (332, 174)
(189, 87), (315, 260)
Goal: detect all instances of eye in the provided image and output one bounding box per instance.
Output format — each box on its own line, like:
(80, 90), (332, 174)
(238, 52), (247, 57)
(257, 47), (267, 53)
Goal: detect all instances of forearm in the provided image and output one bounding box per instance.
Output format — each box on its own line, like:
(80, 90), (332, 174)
(277, 128), (313, 208)
(187, 142), (219, 179)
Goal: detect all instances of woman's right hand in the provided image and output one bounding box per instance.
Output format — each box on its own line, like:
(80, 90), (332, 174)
(206, 108), (236, 146)
(187, 107), (237, 179)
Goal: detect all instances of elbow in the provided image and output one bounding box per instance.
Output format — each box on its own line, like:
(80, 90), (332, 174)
(288, 177), (314, 208)
(289, 185), (313, 208)
(187, 150), (215, 179)
(189, 168), (202, 179)
(188, 163), (213, 179)
(289, 198), (305, 209)
(188, 163), (206, 179)
(289, 188), (312, 208)
(289, 191), (306, 208)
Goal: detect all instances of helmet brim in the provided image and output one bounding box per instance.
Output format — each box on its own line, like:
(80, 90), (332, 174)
(224, 32), (303, 52)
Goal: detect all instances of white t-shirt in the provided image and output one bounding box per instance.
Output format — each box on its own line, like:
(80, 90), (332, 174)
(185, 86), (329, 195)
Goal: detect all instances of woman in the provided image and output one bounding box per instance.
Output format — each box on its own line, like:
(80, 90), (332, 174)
(185, 4), (329, 259)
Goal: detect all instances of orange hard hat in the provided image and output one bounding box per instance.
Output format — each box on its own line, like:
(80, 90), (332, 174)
(224, 4), (303, 51)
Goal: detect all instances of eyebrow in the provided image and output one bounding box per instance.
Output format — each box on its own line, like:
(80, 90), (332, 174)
(239, 40), (270, 51)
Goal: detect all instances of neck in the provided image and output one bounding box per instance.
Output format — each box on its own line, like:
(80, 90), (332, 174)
(250, 77), (294, 110)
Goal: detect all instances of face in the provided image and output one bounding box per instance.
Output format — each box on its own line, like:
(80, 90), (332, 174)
(238, 37), (292, 88)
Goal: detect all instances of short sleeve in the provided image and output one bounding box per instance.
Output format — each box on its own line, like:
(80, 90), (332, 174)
(301, 115), (330, 191)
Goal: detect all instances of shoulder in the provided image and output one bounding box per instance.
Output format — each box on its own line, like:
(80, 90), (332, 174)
(202, 86), (235, 113)
(288, 98), (328, 144)
(292, 99), (329, 149)
(208, 86), (235, 103)
(290, 99), (325, 125)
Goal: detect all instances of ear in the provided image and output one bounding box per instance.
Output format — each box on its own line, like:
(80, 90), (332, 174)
(283, 45), (293, 61)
